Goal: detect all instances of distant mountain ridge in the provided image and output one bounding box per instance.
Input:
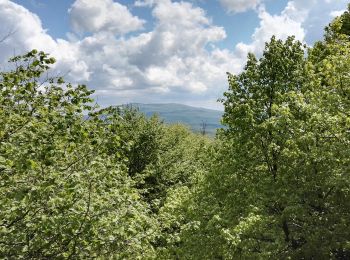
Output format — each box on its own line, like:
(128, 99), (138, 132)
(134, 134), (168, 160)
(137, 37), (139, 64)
(128, 103), (224, 135)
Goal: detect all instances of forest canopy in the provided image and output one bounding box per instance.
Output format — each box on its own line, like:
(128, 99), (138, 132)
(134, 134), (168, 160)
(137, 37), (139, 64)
(0, 5), (349, 259)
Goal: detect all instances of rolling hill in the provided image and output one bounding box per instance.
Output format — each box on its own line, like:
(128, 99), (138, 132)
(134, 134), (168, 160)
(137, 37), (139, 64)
(127, 103), (224, 136)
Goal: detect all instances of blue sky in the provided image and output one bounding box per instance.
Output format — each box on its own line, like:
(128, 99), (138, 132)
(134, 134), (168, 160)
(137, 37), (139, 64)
(11, 0), (287, 45)
(1, 0), (348, 109)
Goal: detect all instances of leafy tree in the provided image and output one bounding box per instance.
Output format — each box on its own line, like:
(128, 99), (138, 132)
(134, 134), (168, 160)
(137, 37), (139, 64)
(174, 36), (310, 258)
(177, 31), (350, 258)
(116, 107), (163, 178)
(113, 110), (213, 256)
(1, 6), (349, 259)
(0, 50), (157, 258)
(306, 7), (350, 258)
(151, 124), (213, 257)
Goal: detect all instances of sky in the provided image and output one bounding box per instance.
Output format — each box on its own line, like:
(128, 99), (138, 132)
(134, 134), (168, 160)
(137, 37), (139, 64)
(0, 0), (348, 110)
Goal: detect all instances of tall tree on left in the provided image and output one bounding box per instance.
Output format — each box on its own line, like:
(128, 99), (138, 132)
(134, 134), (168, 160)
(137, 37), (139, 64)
(0, 50), (157, 258)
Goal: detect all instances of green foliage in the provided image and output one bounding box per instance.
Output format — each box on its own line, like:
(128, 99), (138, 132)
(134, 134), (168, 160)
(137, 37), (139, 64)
(174, 11), (350, 259)
(112, 109), (213, 256)
(149, 125), (212, 256)
(0, 50), (157, 258)
(325, 4), (350, 40)
(0, 50), (211, 258)
(118, 107), (163, 178)
(1, 7), (350, 259)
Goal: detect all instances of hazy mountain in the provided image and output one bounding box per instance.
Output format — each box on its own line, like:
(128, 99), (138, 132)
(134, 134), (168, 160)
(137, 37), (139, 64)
(128, 103), (224, 136)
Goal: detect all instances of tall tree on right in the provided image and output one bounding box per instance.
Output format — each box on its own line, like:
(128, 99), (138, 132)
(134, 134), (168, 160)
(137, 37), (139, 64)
(305, 6), (350, 258)
(177, 7), (350, 259)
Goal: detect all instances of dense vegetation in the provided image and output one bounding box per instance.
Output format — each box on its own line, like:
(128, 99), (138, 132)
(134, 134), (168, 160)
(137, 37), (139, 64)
(0, 7), (349, 259)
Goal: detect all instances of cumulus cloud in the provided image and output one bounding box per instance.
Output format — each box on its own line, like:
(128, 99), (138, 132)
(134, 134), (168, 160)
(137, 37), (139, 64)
(219, 0), (261, 13)
(69, 0), (145, 35)
(70, 0), (236, 105)
(0, 0), (90, 81)
(294, 0), (348, 43)
(330, 9), (346, 18)
(233, 0), (348, 57)
(0, 0), (237, 108)
(235, 2), (306, 60)
(232, 0), (348, 71)
(1, 0), (348, 109)
(134, 0), (155, 7)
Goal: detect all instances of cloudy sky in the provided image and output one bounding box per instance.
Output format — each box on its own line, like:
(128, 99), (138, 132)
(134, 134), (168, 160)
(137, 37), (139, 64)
(0, 0), (347, 109)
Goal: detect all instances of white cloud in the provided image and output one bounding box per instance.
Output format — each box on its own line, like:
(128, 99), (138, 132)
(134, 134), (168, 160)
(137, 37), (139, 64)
(0, 0), (235, 108)
(232, 0), (348, 62)
(70, 0), (236, 106)
(219, 0), (261, 13)
(330, 9), (346, 18)
(0, 0), (90, 81)
(134, 0), (155, 7)
(1, 0), (348, 110)
(235, 3), (306, 59)
(296, 0), (348, 43)
(69, 0), (145, 35)
(232, 0), (348, 72)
